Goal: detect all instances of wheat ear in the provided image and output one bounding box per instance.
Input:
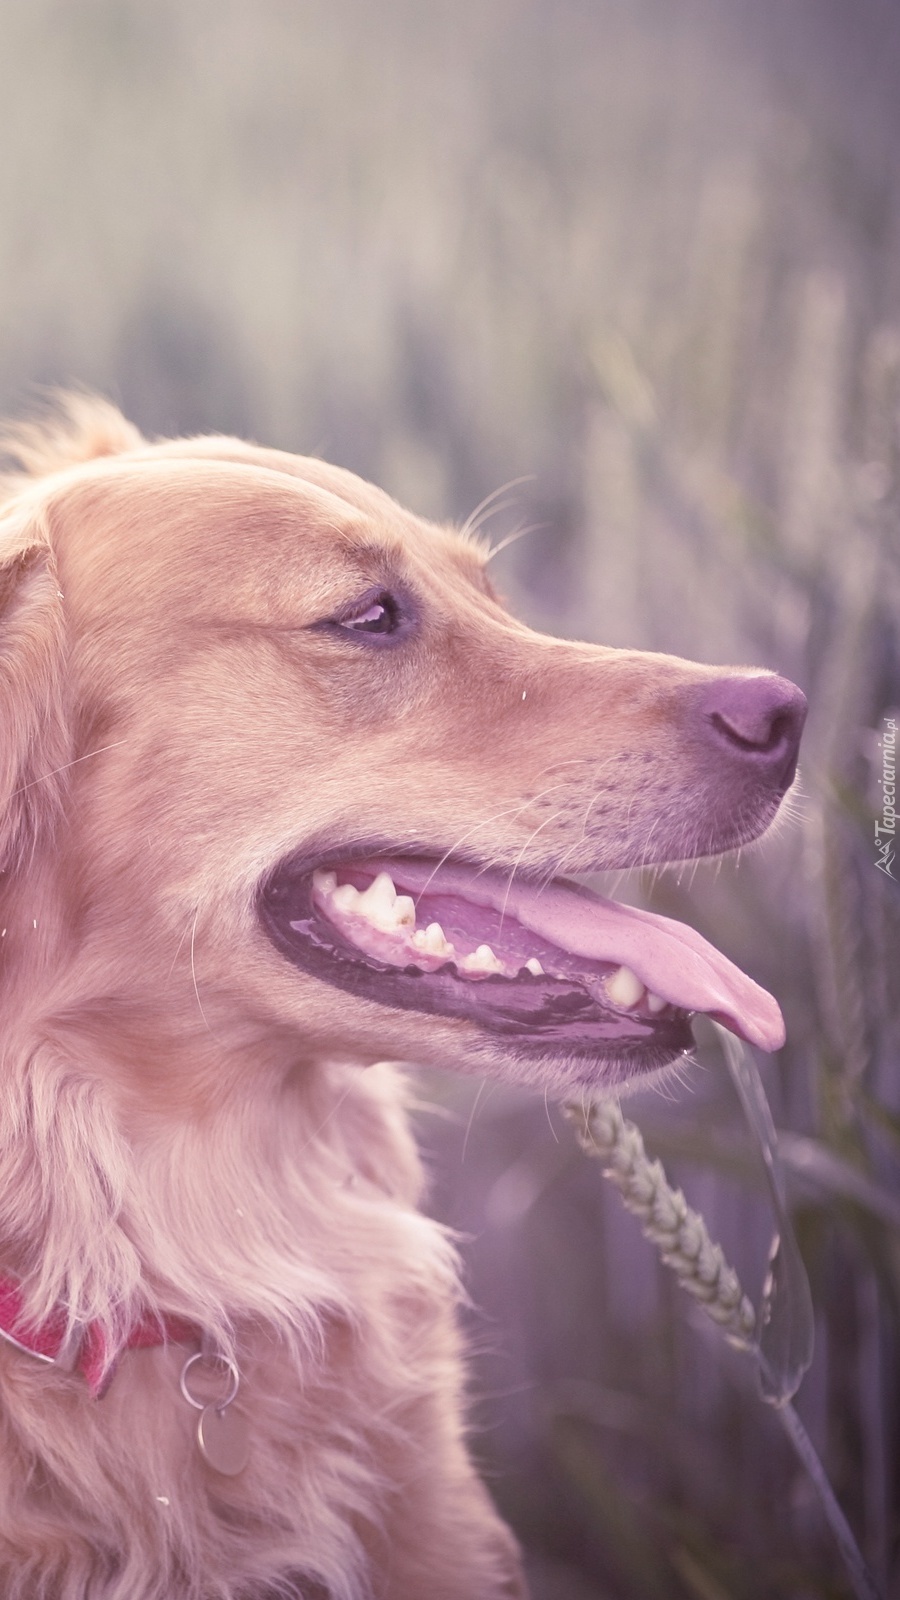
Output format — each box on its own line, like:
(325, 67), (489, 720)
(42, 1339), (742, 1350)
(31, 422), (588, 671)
(564, 1094), (882, 1600)
(563, 1097), (756, 1346)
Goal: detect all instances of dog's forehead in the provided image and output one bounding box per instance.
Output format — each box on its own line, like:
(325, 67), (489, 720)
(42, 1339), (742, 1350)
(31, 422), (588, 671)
(52, 453), (485, 622)
(137, 435), (407, 524)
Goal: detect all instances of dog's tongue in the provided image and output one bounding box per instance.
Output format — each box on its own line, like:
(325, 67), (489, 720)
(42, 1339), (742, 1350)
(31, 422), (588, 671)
(510, 883), (785, 1051)
(386, 860), (785, 1052)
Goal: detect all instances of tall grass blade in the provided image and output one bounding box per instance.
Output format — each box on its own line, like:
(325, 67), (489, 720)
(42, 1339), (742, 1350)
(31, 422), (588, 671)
(715, 1027), (815, 1404)
(777, 1402), (882, 1600)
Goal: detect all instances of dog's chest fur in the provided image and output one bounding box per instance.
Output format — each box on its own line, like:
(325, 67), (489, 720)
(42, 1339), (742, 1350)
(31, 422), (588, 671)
(0, 1061), (522, 1599)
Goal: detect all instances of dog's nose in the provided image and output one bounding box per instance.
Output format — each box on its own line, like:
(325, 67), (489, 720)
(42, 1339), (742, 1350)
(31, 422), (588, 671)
(699, 675), (807, 791)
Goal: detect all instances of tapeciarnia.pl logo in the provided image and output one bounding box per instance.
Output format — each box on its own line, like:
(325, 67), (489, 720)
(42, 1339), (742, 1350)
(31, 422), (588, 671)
(875, 715), (896, 878)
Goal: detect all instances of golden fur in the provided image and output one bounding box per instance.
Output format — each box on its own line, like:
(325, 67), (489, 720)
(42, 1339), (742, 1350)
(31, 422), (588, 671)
(0, 396), (794, 1598)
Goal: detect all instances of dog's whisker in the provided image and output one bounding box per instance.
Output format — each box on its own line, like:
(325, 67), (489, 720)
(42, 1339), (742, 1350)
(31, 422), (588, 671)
(461, 1080), (494, 1165)
(10, 740), (126, 798)
(189, 910), (216, 1038)
(482, 522), (545, 565)
(411, 780), (580, 908)
(166, 918), (194, 984)
(457, 476), (535, 544)
(498, 804), (574, 929)
(543, 1086), (560, 1144)
(290, 1079), (356, 1160)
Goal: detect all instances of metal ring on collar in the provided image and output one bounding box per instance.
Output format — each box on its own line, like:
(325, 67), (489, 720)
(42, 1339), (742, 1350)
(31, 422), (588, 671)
(179, 1350), (240, 1412)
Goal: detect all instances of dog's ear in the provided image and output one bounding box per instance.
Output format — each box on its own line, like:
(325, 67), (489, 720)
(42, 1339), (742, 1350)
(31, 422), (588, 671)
(0, 391), (143, 497)
(0, 501), (70, 873)
(0, 395), (140, 874)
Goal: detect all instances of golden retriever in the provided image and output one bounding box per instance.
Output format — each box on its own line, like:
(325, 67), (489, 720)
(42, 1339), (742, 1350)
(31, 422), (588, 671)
(0, 395), (805, 1599)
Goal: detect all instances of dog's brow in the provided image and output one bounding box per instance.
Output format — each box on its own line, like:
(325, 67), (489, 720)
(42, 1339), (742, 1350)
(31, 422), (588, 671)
(334, 536), (407, 572)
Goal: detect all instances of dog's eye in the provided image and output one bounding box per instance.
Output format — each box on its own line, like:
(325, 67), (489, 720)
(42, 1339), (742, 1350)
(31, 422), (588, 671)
(339, 592), (401, 636)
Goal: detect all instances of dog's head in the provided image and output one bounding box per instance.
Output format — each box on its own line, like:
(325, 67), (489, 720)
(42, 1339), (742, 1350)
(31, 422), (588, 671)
(0, 398), (805, 1099)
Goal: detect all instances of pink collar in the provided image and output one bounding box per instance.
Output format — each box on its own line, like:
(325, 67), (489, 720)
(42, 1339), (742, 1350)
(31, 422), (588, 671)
(0, 1275), (196, 1397)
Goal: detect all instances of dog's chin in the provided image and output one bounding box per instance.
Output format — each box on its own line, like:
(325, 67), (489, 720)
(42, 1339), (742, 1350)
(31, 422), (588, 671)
(456, 1030), (691, 1098)
(256, 843), (785, 1091)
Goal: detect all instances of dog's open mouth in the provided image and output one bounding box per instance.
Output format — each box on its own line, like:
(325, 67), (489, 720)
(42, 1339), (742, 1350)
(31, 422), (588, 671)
(258, 853), (784, 1067)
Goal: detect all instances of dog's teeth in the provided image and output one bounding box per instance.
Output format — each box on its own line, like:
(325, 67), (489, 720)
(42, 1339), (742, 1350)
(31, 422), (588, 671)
(356, 872), (400, 927)
(459, 943), (504, 975)
(412, 921), (454, 957)
(330, 883), (361, 914)
(646, 990), (667, 1014)
(350, 874), (417, 933)
(605, 964), (645, 1009)
(393, 894), (416, 927)
(358, 872), (395, 912)
(524, 957), (544, 976)
(321, 873), (416, 935)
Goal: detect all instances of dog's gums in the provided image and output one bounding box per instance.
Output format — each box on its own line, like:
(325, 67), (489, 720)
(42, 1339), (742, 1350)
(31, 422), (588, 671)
(259, 853), (785, 1062)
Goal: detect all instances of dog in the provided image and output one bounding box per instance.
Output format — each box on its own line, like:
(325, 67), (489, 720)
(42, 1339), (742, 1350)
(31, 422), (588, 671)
(0, 395), (805, 1599)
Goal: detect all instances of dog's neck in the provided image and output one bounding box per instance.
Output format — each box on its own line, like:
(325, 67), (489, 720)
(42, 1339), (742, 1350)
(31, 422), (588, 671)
(0, 999), (442, 1378)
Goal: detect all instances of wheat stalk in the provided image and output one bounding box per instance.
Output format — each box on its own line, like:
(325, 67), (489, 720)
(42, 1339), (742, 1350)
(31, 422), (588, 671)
(563, 1097), (754, 1348)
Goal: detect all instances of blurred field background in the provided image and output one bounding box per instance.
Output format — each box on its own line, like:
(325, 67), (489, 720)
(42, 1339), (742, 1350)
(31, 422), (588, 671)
(1, 0), (899, 1595)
